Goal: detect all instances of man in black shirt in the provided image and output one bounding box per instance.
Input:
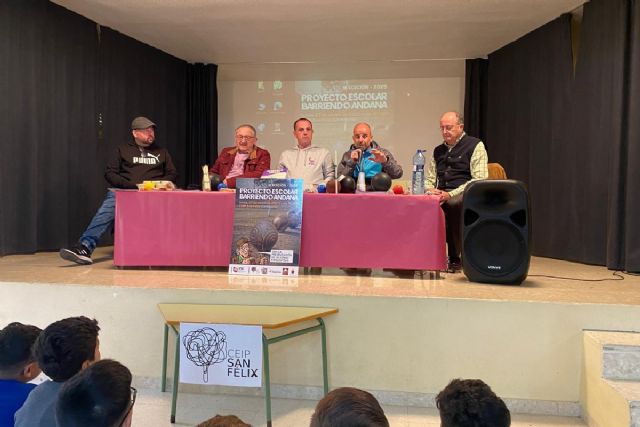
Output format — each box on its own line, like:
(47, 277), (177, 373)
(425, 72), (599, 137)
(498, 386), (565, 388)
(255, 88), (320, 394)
(59, 116), (177, 265)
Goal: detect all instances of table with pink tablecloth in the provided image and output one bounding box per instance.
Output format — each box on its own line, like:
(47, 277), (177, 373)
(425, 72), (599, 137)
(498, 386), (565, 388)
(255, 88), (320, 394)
(114, 191), (447, 270)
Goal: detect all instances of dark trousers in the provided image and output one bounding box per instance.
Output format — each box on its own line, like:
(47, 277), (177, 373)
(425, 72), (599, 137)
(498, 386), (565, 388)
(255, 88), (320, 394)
(441, 193), (464, 262)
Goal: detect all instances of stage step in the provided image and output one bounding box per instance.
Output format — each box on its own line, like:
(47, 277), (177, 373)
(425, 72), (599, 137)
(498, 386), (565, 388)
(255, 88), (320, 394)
(582, 330), (640, 427)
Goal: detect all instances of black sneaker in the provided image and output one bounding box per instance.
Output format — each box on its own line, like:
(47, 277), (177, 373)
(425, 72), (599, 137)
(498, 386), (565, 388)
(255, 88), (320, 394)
(59, 244), (93, 265)
(446, 257), (462, 273)
(446, 262), (462, 273)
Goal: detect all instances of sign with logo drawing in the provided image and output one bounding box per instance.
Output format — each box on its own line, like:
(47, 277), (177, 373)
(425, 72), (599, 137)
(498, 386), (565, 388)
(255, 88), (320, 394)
(179, 323), (262, 387)
(229, 178), (304, 277)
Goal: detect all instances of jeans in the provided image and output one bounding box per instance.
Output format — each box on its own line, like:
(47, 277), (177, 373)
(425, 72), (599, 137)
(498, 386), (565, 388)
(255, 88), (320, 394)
(79, 190), (115, 253)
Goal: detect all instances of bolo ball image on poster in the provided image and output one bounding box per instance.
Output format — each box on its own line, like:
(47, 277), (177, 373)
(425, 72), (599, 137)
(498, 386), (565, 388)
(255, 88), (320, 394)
(339, 176), (356, 193)
(287, 209), (302, 228)
(371, 172), (392, 191)
(250, 220), (279, 251)
(209, 173), (222, 191)
(325, 179), (341, 193)
(272, 214), (289, 232)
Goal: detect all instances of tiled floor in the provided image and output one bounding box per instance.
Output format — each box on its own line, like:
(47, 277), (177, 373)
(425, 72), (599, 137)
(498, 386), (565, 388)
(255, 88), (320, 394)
(132, 388), (587, 426)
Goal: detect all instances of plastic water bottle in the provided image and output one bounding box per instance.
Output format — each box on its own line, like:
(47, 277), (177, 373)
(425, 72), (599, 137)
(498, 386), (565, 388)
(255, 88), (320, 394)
(411, 149), (425, 195)
(357, 171), (366, 193)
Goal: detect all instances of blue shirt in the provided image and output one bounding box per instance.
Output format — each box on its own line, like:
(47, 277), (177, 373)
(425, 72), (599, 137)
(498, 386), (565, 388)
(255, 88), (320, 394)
(0, 380), (36, 427)
(14, 380), (62, 427)
(354, 149), (383, 178)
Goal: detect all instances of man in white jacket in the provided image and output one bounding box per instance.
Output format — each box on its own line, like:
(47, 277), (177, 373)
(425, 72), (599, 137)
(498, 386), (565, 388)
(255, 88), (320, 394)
(278, 118), (335, 187)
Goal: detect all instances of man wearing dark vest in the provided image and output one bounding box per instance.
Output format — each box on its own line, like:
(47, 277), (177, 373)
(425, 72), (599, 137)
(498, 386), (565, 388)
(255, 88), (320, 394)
(426, 111), (488, 273)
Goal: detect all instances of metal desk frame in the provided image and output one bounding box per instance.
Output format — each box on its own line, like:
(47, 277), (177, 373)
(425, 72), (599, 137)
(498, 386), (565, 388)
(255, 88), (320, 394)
(159, 304), (337, 426)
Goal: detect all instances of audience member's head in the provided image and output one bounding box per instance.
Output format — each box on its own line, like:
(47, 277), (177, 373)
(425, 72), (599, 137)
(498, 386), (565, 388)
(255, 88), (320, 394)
(0, 322), (42, 382)
(436, 378), (511, 427)
(196, 414), (252, 427)
(310, 387), (389, 427)
(34, 316), (100, 381)
(56, 359), (134, 427)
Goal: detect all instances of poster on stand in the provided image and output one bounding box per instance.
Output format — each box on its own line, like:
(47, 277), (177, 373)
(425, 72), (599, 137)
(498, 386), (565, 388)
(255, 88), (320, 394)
(229, 178), (304, 277)
(179, 322), (262, 387)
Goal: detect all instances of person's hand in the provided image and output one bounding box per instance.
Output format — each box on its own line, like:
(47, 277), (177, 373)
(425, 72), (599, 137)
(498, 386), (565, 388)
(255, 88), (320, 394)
(350, 149), (362, 162)
(166, 181), (176, 190)
(428, 188), (450, 203)
(438, 191), (451, 204)
(370, 149), (388, 163)
(223, 178), (228, 185)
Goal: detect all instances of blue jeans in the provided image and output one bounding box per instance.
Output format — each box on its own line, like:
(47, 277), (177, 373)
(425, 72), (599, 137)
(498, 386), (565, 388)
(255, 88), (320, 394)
(79, 190), (115, 253)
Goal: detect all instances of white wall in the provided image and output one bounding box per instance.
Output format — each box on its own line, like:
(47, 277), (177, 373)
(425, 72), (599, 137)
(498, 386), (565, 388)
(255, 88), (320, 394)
(4, 280), (640, 414)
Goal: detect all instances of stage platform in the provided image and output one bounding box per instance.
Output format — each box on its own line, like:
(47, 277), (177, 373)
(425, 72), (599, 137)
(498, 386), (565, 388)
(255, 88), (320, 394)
(1, 248), (639, 424)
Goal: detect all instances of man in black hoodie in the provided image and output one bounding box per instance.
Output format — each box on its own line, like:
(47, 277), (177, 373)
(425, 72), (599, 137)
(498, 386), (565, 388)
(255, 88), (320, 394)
(59, 116), (177, 265)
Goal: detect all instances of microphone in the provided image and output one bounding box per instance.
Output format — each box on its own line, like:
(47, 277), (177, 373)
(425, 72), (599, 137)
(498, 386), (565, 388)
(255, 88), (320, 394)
(351, 146), (365, 161)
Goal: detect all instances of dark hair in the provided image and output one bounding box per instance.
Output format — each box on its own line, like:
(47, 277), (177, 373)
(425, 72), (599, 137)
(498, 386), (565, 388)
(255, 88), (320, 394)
(436, 379), (511, 427)
(0, 322), (42, 376)
(34, 316), (100, 381)
(196, 414), (252, 427)
(293, 118), (313, 129)
(310, 387), (389, 427)
(56, 359), (132, 427)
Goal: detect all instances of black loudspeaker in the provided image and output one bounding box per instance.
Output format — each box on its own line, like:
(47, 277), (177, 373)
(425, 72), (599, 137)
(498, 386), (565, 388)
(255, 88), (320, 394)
(462, 179), (531, 285)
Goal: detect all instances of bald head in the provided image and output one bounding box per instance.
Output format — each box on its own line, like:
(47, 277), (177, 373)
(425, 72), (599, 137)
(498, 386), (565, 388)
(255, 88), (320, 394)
(352, 122), (373, 149)
(439, 112), (464, 145)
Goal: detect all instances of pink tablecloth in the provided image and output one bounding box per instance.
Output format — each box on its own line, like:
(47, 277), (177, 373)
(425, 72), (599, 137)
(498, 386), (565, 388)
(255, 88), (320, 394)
(114, 191), (446, 270)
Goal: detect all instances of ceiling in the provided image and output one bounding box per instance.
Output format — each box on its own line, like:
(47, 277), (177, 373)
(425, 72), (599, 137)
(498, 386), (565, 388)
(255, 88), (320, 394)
(52, 0), (586, 80)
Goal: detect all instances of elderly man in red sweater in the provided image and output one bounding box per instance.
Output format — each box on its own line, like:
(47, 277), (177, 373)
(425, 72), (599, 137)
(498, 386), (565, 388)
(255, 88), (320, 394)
(210, 124), (271, 188)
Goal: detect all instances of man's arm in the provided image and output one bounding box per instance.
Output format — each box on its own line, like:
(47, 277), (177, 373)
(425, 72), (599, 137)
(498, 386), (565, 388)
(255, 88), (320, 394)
(425, 156), (437, 189)
(322, 149), (335, 180)
(378, 148), (403, 179)
(209, 150), (225, 176)
(162, 150), (178, 182)
(104, 147), (136, 189)
(446, 142), (489, 198)
(278, 151), (288, 171)
(337, 150), (356, 178)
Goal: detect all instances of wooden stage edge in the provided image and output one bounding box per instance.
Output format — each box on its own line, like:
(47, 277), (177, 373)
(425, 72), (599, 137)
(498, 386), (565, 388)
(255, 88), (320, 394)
(1, 246), (639, 306)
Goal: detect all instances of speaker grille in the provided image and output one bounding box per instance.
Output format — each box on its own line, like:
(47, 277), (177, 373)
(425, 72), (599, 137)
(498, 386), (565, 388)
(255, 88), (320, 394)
(464, 219), (527, 277)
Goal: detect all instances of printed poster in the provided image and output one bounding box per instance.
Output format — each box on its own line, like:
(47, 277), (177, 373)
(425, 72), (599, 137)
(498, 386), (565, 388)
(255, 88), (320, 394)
(229, 178), (304, 277)
(179, 323), (262, 387)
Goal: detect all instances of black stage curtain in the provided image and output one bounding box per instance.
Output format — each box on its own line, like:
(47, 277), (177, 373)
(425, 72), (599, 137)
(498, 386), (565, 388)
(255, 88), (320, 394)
(1, 0), (99, 255)
(469, 0), (640, 271)
(464, 58), (489, 145)
(186, 64), (218, 188)
(0, 0), (213, 256)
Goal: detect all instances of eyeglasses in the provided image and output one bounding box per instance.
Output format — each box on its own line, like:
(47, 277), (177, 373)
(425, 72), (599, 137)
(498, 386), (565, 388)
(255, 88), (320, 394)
(235, 135), (255, 141)
(115, 386), (137, 427)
